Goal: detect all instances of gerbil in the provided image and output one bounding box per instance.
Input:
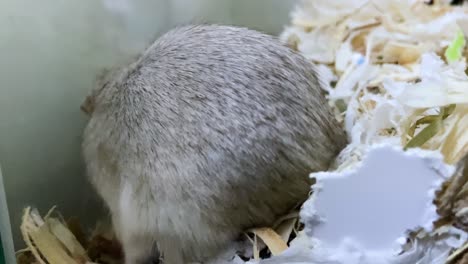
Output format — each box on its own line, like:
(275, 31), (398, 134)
(81, 24), (347, 264)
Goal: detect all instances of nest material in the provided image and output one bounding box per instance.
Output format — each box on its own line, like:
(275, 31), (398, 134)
(281, 0), (468, 261)
(16, 206), (301, 264)
(437, 154), (468, 231)
(16, 154), (468, 264)
(17, 207), (123, 264)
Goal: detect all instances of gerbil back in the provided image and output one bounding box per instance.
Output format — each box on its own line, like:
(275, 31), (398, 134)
(82, 24), (348, 263)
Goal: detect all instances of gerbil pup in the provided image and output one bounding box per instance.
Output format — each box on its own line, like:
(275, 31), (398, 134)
(82, 24), (347, 263)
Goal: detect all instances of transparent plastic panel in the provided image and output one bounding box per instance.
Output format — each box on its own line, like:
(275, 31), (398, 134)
(0, 167), (14, 264)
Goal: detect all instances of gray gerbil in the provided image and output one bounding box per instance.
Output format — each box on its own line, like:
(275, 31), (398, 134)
(81, 24), (347, 264)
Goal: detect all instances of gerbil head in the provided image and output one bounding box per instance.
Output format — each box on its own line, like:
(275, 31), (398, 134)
(80, 55), (143, 116)
(80, 94), (95, 116)
(80, 68), (110, 115)
(81, 66), (125, 116)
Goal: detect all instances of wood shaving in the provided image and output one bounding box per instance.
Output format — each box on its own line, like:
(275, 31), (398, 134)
(17, 207), (123, 264)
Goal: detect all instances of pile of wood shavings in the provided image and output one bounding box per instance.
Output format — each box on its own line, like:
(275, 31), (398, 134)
(281, 0), (468, 226)
(16, 158), (467, 264)
(281, 0), (468, 165)
(279, 0), (468, 262)
(16, 206), (302, 263)
(17, 207), (123, 264)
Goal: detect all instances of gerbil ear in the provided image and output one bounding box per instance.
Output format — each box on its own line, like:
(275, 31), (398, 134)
(95, 68), (112, 87)
(80, 95), (94, 115)
(83, 67), (114, 115)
